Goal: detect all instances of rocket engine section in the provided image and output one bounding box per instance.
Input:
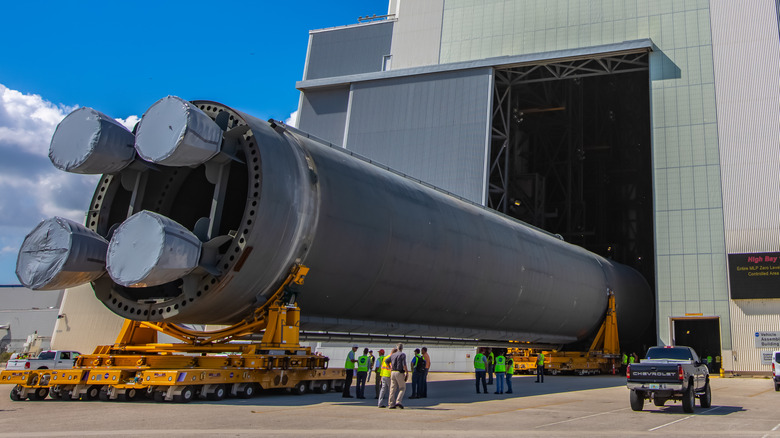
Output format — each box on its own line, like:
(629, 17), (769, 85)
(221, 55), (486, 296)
(17, 97), (653, 344)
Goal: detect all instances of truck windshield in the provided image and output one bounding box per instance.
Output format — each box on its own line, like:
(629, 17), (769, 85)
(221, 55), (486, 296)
(645, 347), (693, 361)
(37, 351), (55, 360)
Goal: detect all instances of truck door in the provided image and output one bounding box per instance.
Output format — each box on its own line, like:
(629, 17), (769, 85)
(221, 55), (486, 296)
(58, 351), (70, 366)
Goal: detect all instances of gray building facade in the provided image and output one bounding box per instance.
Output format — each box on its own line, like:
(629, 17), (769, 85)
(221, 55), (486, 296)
(297, 0), (780, 372)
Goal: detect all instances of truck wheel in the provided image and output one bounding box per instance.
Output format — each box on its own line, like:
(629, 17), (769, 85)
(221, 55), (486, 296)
(9, 385), (24, 401)
(84, 385), (101, 401)
(774, 381), (779, 392)
(293, 381), (308, 395)
(29, 387), (49, 401)
(629, 390), (644, 411)
(173, 386), (195, 403)
(314, 380), (331, 393)
(207, 385), (226, 401)
(239, 383), (258, 399)
(699, 380), (712, 408)
(682, 384), (695, 413)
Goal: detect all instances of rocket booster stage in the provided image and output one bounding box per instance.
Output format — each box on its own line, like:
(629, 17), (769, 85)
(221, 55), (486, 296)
(17, 97), (653, 344)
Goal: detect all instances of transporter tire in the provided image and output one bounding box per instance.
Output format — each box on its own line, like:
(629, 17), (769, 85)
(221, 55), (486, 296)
(28, 387), (49, 401)
(629, 389), (644, 411)
(293, 381), (308, 395)
(84, 385), (101, 401)
(98, 389), (110, 401)
(153, 390), (166, 403)
(682, 383), (695, 413)
(207, 385), (226, 401)
(314, 380), (331, 394)
(49, 387), (62, 400)
(117, 387), (139, 402)
(333, 380), (345, 393)
(173, 386), (195, 403)
(9, 385), (24, 401)
(238, 383), (258, 399)
(700, 380), (712, 408)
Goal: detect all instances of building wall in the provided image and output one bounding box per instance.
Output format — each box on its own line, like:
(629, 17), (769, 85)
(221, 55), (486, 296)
(50, 284), (125, 354)
(298, 86), (351, 146)
(0, 286), (62, 352)
(389, 0), (444, 69)
(305, 21), (394, 81)
(345, 68), (493, 203)
(710, 0), (780, 372)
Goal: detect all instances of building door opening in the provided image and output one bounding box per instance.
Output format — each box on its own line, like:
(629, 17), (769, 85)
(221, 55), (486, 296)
(672, 318), (721, 369)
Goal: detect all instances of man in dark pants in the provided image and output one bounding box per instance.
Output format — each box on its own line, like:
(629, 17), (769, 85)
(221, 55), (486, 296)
(535, 351), (545, 383)
(342, 345), (358, 397)
(421, 346), (431, 398)
(474, 347), (488, 393)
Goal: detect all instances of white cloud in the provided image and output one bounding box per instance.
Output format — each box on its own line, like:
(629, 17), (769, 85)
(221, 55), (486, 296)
(116, 115), (140, 131)
(0, 83), (130, 283)
(285, 110), (298, 128)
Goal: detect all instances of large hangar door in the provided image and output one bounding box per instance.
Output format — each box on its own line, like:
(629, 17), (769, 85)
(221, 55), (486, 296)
(673, 318), (722, 367)
(489, 49), (654, 285)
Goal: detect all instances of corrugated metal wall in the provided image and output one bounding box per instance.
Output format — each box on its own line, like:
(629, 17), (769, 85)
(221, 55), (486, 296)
(710, 0), (780, 372)
(388, 0), (444, 69)
(344, 68), (493, 203)
(305, 21), (394, 81)
(298, 87), (350, 146)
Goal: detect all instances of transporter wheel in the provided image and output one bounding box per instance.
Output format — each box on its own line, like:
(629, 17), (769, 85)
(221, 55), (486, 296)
(207, 385), (226, 401)
(28, 387), (50, 401)
(153, 390), (166, 403)
(681, 384), (695, 413)
(314, 380), (331, 394)
(9, 385), (24, 401)
(84, 385), (102, 401)
(239, 383), (258, 399)
(49, 387), (62, 400)
(629, 390), (644, 411)
(699, 380), (712, 408)
(333, 380), (345, 393)
(60, 389), (78, 401)
(293, 381), (308, 395)
(117, 387), (139, 402)
(98, 389), (110, 401)
(173, 386), (195, 403)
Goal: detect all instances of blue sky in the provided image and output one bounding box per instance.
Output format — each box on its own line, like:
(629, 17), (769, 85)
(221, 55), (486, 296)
(0, 0), (389, 284)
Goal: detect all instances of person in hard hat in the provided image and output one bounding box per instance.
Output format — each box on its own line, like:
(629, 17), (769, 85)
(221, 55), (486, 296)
(356, 348), (370, 399)
(474, 347), (488, 393)
(342, 345), (358, 398)
(374, 349), (386, 399)
(377, 348), (395, 408)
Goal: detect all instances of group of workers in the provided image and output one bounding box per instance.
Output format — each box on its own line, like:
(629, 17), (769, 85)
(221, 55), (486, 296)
(473, 347), (540, 394)
(342, 343), (430, 409)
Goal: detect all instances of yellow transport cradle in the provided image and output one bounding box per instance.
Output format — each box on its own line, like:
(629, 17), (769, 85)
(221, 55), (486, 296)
(1, 265), (345, 403)
(510, 291), (622, 376)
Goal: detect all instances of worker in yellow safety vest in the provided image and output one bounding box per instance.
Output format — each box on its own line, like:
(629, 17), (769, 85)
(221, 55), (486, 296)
(356, 348), (370, 399)
(343, 345), (358, 398)
(487, 348), (495, 384)
(505, 355), (514, 394)
(377, 348), (395, 408)
(494, 352), (506, 394)
(474, 348), (488, 393)
(535, 351), (545, 383)
(374, 349), (385, 399)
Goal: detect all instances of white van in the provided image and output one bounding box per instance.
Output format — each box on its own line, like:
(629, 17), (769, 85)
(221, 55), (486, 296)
(772, 351), (780, 391)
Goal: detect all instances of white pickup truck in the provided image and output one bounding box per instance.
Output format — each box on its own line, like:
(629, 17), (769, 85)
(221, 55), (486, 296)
(5, 350), (80, 370)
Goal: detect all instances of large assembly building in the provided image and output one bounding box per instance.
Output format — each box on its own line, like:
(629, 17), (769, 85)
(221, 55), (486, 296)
(296, 0), (780, 372)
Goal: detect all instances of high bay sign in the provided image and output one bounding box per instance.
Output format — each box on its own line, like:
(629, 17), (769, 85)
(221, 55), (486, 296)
(754, 331), (780, 348)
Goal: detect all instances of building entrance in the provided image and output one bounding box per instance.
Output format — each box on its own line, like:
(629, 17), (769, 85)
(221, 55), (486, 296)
(672, 318), (722, 370)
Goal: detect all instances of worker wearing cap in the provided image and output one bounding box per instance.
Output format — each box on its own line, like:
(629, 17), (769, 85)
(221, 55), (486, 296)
(356, 348), (370, 399)
(374, 349), (386, 398)
(342, 345), (358, 398)
(367, 350), (375, 382)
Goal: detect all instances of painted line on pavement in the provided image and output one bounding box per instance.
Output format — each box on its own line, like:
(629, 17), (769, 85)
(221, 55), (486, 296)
(648, 406), (723, 432)
(434, 399), (580, 422)
(534, 406), (630, 428)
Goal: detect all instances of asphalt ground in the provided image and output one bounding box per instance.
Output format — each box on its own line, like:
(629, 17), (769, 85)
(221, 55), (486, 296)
(0, 373), (778, 437)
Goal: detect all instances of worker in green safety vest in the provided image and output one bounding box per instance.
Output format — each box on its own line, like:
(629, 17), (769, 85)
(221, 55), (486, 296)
(342, 345), (358, 398)
(494, 351), (506, 394)
(474, 348), (488, 393)
(505, 355), (514, 394)
(535, 351), (545, 383)
(487, 348), (495, 384)
(356, 348), (370, 399)
(374, 349), (385, 399)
